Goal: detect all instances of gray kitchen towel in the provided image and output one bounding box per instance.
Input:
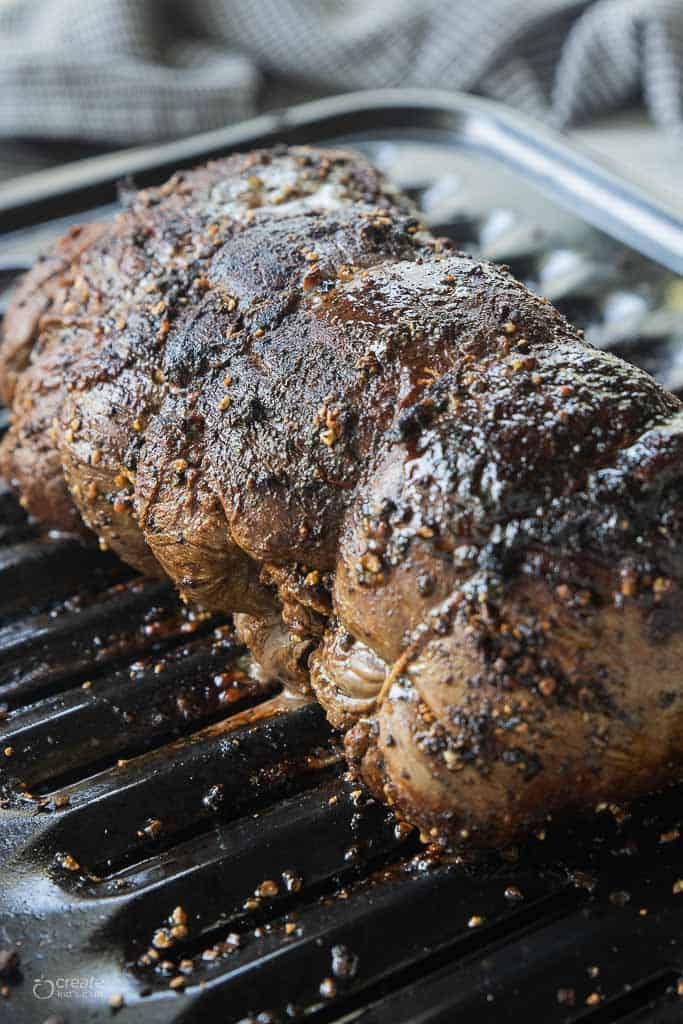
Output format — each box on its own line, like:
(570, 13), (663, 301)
(0, 0), (682, 150)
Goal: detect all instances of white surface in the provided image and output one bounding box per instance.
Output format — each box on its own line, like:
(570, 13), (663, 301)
(571, 112), (683, 217)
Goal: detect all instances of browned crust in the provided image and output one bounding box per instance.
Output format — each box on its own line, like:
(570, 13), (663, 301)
(2, 145), (683, 848)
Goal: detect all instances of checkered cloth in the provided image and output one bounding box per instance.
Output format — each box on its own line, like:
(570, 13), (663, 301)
(0, 0), (681, 172)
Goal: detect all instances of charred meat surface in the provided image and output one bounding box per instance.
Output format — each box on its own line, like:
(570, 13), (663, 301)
(2, 145), (683, 849)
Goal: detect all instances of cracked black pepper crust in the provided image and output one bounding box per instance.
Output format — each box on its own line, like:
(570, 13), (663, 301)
(3, 145), (683, 849)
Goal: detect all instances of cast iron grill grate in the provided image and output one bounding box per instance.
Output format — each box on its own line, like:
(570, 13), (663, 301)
(1, 93), (682, 1023)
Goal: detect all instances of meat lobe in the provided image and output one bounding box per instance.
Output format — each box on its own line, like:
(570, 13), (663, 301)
(0, 223), (107, 533)
(0, 221), (106, 405)
(3, 145), (683, 850)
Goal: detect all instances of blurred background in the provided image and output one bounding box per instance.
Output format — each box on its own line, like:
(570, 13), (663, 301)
(0, 0), (681, 202)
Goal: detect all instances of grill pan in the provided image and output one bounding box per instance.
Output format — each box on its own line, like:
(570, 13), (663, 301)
(1, 89), (683, 1024)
